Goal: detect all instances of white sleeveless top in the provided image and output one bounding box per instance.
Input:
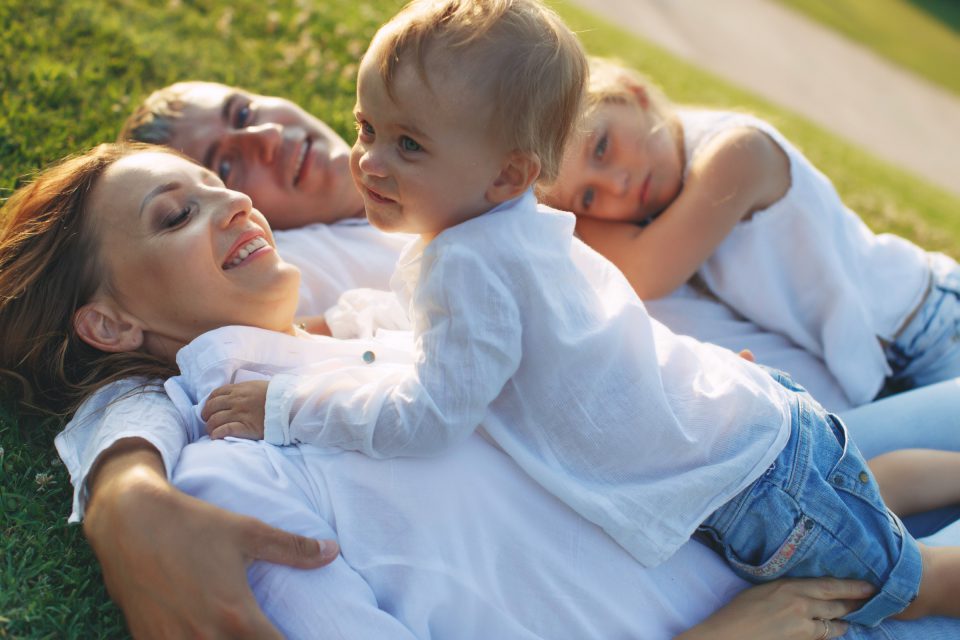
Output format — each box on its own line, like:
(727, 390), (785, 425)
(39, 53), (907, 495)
(682, 110), (930, 405)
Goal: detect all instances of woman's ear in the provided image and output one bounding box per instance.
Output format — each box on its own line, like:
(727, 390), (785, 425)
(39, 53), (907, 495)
(74, 301), (144, 353)
(487, 151), (542, 205)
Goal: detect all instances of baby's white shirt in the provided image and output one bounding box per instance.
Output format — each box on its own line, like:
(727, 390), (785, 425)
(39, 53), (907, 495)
(265, 191), (793, 566)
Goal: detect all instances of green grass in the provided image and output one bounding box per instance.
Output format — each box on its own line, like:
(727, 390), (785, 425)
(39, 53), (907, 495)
(2, 0), (960, 637)
(777, 0), (960, 96)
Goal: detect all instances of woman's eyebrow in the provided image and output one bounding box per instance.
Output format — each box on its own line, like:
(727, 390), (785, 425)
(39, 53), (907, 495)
(202, 93), (242, 169)
(139, 182), (180, 217)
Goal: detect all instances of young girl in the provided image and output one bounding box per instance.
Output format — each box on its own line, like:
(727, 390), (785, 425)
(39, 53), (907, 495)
(542, 57), (960, 408)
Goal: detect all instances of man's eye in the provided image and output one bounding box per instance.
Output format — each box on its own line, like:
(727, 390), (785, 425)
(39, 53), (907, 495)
(582, 188), (595, 211)
(594, 134), (608, 160)
(217, 158), (233, 182)
(234, 103), (252, 128)
(399, 136), (421, 152)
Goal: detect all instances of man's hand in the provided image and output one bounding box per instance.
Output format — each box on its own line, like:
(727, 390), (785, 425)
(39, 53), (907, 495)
(84, 440), (339, 639)
(202, 381), (270, 440)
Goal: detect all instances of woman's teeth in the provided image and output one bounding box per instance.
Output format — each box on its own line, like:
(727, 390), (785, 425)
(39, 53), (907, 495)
(225, 236), (268, 269)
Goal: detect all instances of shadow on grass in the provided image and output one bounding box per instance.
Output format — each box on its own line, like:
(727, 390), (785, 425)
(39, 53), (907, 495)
(907, 0), (960, 33)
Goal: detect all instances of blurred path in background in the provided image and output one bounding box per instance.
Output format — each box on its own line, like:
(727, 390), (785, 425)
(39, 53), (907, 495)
(567, 0), (960, 198)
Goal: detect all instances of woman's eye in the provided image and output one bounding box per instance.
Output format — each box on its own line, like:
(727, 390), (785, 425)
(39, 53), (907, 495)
(165, 205), (193, 228)
(593, 134), (608, 160)
(581, 188), (595, 212)
(217, 157), (233, 182)
(399, 136), (422, 152)
(234, 103), (252, 128)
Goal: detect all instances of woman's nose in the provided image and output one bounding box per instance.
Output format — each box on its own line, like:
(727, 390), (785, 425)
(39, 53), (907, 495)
(217, 189), (255, 228)
(227, 123), (283, 164)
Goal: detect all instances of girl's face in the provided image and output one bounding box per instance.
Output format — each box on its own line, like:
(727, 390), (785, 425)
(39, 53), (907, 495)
(87, 151), (301, 357)
(546, 98), (684, 222)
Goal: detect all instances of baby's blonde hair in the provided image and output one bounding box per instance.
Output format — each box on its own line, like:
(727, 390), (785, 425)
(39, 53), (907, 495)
(367, 0), (587, 183)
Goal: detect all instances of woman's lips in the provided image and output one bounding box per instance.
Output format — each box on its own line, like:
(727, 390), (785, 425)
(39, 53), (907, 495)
(292, 138), (312, 186)
(640, 173), (652, 207)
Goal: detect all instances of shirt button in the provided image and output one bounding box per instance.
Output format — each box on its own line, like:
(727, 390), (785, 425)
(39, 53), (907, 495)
(859, 471), (870, 484)
(362, 350), (376, 364)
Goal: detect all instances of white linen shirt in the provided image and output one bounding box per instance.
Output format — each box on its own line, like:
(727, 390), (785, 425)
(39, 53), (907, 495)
(266, 191), (793, 566)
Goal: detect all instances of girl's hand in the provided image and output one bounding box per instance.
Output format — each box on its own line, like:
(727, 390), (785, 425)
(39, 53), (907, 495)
(677, 578), (874, 640)
(202, 381), (270, 440)
(84, 439), (339, 639)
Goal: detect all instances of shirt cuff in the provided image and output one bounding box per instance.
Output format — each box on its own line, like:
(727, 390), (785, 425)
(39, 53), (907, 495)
(264, 374), (299, 445)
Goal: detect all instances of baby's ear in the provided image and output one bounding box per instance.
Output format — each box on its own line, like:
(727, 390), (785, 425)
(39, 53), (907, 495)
(74, 301), (144, 353)
(487, 151), (542, 204)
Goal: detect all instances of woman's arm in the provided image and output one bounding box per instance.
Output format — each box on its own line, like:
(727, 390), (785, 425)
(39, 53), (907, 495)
(577, 127), (790, 300)
(84, 438), (339, 639)
(677, 578), (873, 640)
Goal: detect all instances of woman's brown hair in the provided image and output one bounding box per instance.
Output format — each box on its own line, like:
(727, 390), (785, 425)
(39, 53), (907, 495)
(0, 142), (177, 418)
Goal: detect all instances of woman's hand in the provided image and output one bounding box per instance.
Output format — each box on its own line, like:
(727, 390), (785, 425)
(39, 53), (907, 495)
(677, 578), (875, 640)
(84, 439), (339, 639)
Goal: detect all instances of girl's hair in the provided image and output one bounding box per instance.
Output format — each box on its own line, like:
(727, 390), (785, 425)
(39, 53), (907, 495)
(0, 142), (178, 418)
(584, 56), (673, 123)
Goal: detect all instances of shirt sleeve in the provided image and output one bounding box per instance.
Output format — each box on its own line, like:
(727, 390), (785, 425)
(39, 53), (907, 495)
(54, 378), (190, 522)
(324, 288), (411, 339)
(265, 245), (523, 457)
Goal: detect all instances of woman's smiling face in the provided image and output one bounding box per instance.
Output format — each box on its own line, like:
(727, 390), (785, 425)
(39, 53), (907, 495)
(86, 151), (301, 357)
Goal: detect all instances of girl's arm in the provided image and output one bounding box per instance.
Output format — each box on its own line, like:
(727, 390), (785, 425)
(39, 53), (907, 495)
(577, 127), (790, 299)
(84, 438), (339, 639)
(869, 449), (960, 517)
(677, 578), (873, 640)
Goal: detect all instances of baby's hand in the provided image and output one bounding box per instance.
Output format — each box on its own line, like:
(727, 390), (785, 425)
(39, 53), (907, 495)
(201, 381), (269, 440)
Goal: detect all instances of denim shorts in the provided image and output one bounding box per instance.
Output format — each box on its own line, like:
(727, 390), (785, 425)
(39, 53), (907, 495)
(883, 252), (960, 395)
(697, 372), (923, 627)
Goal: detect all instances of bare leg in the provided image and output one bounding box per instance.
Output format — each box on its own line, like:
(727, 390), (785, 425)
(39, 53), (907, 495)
(895, 544), (960, 619)
(869, 449), (960, 516)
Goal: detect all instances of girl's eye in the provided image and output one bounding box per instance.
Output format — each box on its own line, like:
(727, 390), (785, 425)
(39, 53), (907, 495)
(234, 103), (252, 128)
(593, 133), (608, 160)
(399, 136), (422, 152)
(217, 157), (233, 182)
(581, 188), (595, 212)
(165, 205), (194, 229)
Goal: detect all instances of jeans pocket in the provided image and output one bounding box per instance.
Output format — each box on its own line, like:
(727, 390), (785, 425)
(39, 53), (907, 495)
(698, 481), (819, 582)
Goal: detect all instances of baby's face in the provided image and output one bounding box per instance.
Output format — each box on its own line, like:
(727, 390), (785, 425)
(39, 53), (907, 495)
(87, 152), (301, 353)
(544, 99), (684, 223)
(350, 48), (508, 241)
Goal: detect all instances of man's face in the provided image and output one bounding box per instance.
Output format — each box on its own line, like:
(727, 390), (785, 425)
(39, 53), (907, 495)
(164, 82), (364, 230)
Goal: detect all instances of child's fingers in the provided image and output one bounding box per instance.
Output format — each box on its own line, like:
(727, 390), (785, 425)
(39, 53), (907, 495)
(204, 408), (242, 435)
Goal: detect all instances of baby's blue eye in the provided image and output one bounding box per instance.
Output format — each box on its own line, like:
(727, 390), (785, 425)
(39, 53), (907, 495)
(594, 134), (608, 160)
(399, 136), (422, 152)
(582, 188), (595, 211)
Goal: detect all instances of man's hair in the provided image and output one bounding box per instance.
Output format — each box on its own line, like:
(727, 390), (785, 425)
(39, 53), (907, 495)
(118, 82), (207, 144)
(368, 0), (587, 183)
